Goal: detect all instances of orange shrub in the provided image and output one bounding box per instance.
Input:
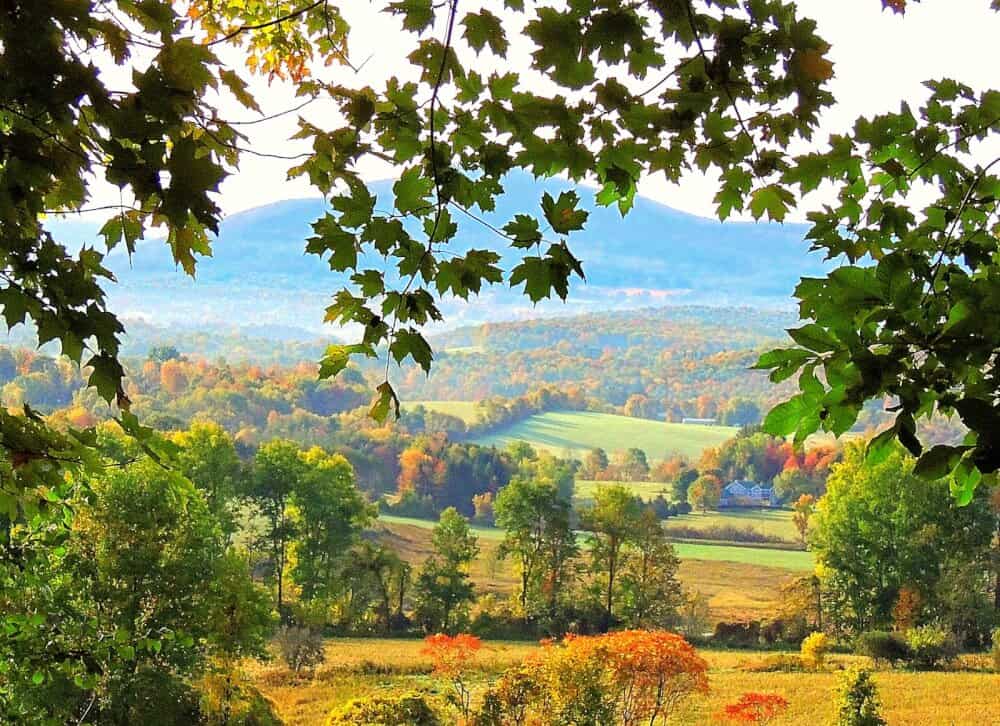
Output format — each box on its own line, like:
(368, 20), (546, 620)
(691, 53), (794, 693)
(523, 630), (709, 726)
(422, 633), (481, 719)
(717, 692), (789, 724)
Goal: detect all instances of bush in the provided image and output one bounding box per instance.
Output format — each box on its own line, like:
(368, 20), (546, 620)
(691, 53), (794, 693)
(800, 631), (830, 670)
(675, 501), (693, 514)
(327, 693), (440, 725)
(992, 627), (1000, 673)
(275, 625), (325, 673)
(473, 667), (542, 726)
(854, 631), (910, 667)
(833, 668), (887, 726)
(742, 654), (805, 673)
(903, 624), (958, 670)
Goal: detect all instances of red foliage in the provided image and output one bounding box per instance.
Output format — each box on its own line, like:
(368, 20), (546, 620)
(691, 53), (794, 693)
(718, 692), (789, 724)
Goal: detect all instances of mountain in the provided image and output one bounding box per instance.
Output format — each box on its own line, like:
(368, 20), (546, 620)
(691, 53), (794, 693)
(49, 173), (826, 336)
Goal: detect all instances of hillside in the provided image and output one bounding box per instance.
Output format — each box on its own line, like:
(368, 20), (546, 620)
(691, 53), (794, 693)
(48, 173), (824, 333)
(468, 410), (736, 461)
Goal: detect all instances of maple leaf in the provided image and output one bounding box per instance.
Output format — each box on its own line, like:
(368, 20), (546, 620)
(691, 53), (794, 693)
(794, 49), (834, 82)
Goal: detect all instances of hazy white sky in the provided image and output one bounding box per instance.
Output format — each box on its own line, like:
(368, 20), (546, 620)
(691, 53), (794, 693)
(94, 1), (1000, 220)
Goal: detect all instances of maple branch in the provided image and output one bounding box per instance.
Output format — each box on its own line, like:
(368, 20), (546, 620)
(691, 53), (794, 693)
(683, 0), (761, 168)
(207, 0), (326, 46)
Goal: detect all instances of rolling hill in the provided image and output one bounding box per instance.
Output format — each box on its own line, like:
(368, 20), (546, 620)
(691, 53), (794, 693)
(466, 410), (736, 461)
(48, 172), (826, 334)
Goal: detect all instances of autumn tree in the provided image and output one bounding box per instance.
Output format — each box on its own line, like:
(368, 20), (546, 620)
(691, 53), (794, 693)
(688, 474), (722, 513)
(793, 493), (816, 546)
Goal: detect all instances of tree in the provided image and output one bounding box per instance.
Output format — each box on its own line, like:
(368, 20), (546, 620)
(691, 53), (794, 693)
(290, 447), (373, 602)
(579, 485), (643, 631)
(0, 459), (272, 723)
(414, 508), (479, 633)
(347, 541), (409, 633)
(582, 447), (609, 480)
(170, 422), (245, 535)
(792, 493), (816, 546)
(671, 467), (699, 503)
(616, 447), (651, 482)
(811, 441), (996, 635)
(494, 475), (577, 618)
(688, 474), (722, 513)
(618, 508), (683, 628)
(247, 439), (306, 611)
(721, 398), (762, 427)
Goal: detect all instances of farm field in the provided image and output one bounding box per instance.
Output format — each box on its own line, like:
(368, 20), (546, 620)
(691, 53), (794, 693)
(574, 478), (673, 503)
(376, 516), (810, 620)
(669, 508), (800, 541)
(251, 638), (1000, 726)
(470, 410), (737, 461)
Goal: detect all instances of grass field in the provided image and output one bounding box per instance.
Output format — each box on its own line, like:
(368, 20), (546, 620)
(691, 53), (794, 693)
(251, 638), (1000, 726)
(669, 508), (800, 541)
(471, 411), (736, 461)
(575, 478), (674, 503)
(404, 400), (482, 424)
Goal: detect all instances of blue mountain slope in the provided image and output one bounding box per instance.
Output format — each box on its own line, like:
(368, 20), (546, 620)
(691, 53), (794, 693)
(48, 173), (826, 334)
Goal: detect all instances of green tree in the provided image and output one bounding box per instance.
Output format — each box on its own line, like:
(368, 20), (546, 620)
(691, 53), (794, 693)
(582, 448), (609, 479)
(579, 485), (643, 631)
(811, 442), (996, 635)
(346, 541), (410, 633)
(618, 508), (683, 628)
(414, 508), (479, 633)
(170, 422), (245, 535)
(495, 475), (577, 618)
(247, 439), (306, 611)
(0, 459), (272, 724)
(290, 447), (374, 602)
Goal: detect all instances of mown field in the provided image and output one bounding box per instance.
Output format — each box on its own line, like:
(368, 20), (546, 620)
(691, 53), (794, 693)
(376, 515), (812, 621)
(251, 638), (1000, 726)
(469, 410), (736, 461)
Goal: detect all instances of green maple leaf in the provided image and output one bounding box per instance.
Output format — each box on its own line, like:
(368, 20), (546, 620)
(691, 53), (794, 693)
(394, 167), (433, 214)
(541, 191), (588, 233)
(462, 10), (508, 55)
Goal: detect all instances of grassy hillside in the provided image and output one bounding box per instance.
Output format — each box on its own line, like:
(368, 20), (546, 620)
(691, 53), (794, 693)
(405, 400), (482, 424)
(470, 411), (736, 461)
(669, 508), (799, 541)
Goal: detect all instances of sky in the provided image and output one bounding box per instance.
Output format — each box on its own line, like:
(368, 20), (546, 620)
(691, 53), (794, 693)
(89, 1), (1000, 221)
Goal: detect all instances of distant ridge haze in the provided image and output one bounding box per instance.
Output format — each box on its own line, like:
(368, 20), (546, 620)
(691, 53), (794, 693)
(49, 173), (826, 336)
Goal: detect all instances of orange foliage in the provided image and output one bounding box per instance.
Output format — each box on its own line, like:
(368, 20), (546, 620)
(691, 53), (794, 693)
(421, 633), (482, 678)
(529, 630), (709, 726)
(892, 586), (922, 631)
(717, 692), (789, 724)
(159, 359), (188, 395)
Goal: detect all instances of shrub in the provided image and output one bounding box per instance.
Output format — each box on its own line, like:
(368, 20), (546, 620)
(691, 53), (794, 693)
(991, 627), (1000, 673)
(903, 624), (958, 670)
(742, 654), (805, 673)
(473, 667), (541, 726)
(327, 693), (440, 725)
(833, 668), (887, 726)
(800, 631), (829, 670)
(854, 631), (909, 668)
(275, 625), (325, 673)
(421, 633), (481, 719)
(717, 692), (789, 725)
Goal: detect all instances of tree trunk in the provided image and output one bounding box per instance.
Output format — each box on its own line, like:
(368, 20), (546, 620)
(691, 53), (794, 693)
(603, 540), (617, 633)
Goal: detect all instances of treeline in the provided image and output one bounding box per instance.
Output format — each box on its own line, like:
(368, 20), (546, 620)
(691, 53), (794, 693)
(579, 428), (839, 504)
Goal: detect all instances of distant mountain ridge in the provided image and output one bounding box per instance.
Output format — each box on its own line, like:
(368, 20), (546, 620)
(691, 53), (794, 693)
(49, 173), (826, 335)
